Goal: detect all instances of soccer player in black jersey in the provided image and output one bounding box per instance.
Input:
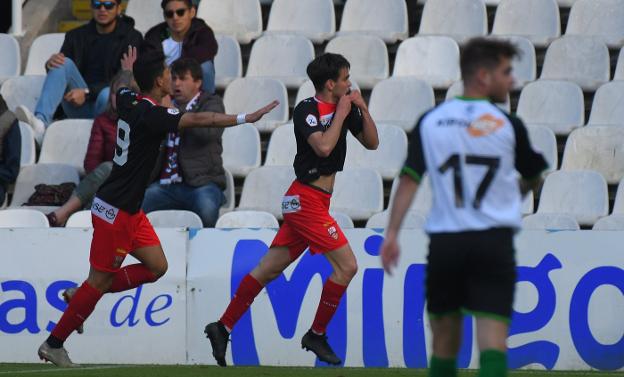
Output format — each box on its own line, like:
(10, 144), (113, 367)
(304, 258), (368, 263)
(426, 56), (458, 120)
(205, 53), (379, 366)
(37, 48), (278, 367)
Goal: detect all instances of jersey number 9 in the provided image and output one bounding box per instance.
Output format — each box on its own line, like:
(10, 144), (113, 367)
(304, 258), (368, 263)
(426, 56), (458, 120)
(114, 120), (131, 166)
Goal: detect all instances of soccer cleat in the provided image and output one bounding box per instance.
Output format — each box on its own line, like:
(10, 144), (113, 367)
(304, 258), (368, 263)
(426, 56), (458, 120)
(15, 105), (45, 146)
(204, 321), (230, 367)
(38, 341), (78, 368)
(62, 287), (83, 334)
(301, 330), (341, 365)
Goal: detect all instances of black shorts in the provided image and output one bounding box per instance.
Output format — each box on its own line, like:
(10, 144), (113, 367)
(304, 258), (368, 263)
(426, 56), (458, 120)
(426, 227), (516, 323)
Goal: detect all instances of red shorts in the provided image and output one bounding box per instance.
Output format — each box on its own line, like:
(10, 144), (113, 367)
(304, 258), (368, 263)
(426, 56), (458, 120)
(270, 180), (348, 260)
(89, 197), (161, 273)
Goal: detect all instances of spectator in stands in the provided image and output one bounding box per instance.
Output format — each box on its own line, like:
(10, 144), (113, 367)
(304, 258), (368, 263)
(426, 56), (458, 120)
(142, 58), (226, 227)
(0, 96), (20, 205)
(143, 0), (218, 94)
(15, 0), (142, 145)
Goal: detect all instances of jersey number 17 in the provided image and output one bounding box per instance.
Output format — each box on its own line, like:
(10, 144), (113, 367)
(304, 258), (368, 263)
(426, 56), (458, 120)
(438, 154), (500, 209)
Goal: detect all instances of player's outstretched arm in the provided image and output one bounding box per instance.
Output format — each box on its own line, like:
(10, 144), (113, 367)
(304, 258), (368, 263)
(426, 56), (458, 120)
(178, 100), (280, 129)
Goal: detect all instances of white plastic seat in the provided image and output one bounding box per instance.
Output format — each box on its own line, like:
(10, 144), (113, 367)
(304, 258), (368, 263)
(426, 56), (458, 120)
(0, 75), (45, 113)
(369, 77), (435, 132)
(65, 210), (93, 228)
(125, 0), (163, 35)
(612, 178), (624, 214)
(419, 0), (487, 44)
(214, 34), (242, 89)
(522, 191), (535, 215)
(587, 81), (624, 126)
(445, 81), (510, 112)
(295, 80), (360, 107)
(222, 124), (261, 177)
(329, 210), (354, 229)
(264, 122), (296, 166)
(9, 163), (80, 208)
(516, 80), (584, 135)
(237, 166), (296, 219)
(561, 126), (624, 184)
(18, 122), (36, 166)
(522, 213), (580, 230)
(389, 174), (433, 216)
(38, 119), (94, 176)
(565, 0), (624, 48)
(246, 34), (315, 89)
(492, 0), (560, 47)
(526, 124), (558, 173)
(537, 170), (608, 226)
(0, 34), (20, 82)
(0, 209), (50, 228)
(557, 0), (580, 6)
(331, 168), (383, 221)
(365, 210), (426, 229)
(216, 210), (279, 228)
(616, 49), (624, 80)
(265, 0), (335, 43)
(223, 77), (288, 133)
(197, 0), (262, 44)
(338, 0), (408, 43)
(344, 123), (407, 180)
(325, 35), (388, 89)
(24, 33), (65, 75)
(592, 214), (624, 230)
(393, 36), (461, 89)
(146, 210), (204, 228)
(540, 36), (610, 91)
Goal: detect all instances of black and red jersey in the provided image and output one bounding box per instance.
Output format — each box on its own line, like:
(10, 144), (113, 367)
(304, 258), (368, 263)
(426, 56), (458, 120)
(292, 97), (363, 182)
(96, 87), (183, 213)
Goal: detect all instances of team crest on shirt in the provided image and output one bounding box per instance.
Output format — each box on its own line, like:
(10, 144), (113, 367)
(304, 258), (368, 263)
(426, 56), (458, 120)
(167, 108), (180, 115)
(467, 114), (504, 137)
(282, 195), (301, 213)
(306, 114), (318, 127)
(327, 226), (338, 240)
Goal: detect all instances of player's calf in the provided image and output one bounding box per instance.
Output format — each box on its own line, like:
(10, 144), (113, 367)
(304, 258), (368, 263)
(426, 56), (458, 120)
(62, 288), (83, 334)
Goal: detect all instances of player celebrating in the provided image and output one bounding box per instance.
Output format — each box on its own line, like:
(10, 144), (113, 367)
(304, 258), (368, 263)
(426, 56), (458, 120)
(37, 48), (279, 367)
(380, 38), (548, 377)
(204, 53), (378, 366)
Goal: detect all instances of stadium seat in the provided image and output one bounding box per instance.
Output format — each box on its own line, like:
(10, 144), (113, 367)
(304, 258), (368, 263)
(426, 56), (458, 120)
(368, 77), (435, 132)
(592, 214), (624, 230)
(245, 34), (314, 89)
(197, 0), (263, 44)
(365, 210), (426, 229)
(24, 33), (64, 75)
(237, 166), (296, 219)
(215, 210), (279, 228)
(537, 170), (608, 226)
(491, 0), (560, 48)
(214, 34), (242, 89)
(124, 0), (163, 35)
(295, 79), (360, 107)
(338, 0), (408, 43)
(331, 168), (383, 220)
(540, 36), (610, 91)
(0, 34), (20, 83)
(612, 178), (624, 214)
(344, 123), (407, 180)
(9, 163), (80, 209)
(565, 0), (624, 48)
(523, 191), (535, 215)
(526, 124), (558, 173)
(147, 210), (204, 228)
(265, 0), (335, 43)
(38, 119), (94, 176)
(325, 35), (388, 89)
(587, 81), (624, 126)
(330, 210), (354, 229)
(220, 168), (236, 216)
(522, 213), (580, 230)
(393, 36), (461, 89)
(65, 210), (92, 228)
(418, 0), (487, 44)
(0, 75), (45, 113)
(445, 81), (510, 112)
(388, 174), (433, 216)
(18, 122), (36, 166)
(222, 124), (261, 177)
(223, 77), (289, 132)
(0, 209), (50, 228)
(616, 48), (624, 80)
(557, 0), (580, 6)
(516, 80), (584, 135)
(561, 126), (624, 184)
(264, 122), (295, 166)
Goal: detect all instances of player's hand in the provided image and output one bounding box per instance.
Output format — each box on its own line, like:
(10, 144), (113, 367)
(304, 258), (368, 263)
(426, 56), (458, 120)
(46, 53), (65, 70)
(380, 235), (400, 275)
(121, 45), (137, 72)
(64, 88), (87, 107)
(349, 90), (367, 110)
(245, 100), (280, 123)
(336, 94), (353, 119)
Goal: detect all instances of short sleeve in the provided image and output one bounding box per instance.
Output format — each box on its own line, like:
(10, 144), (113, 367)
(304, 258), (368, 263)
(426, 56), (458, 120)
(142, 106), (183, 136)
(115, 87), (138, 118)
(348, 107), (363, 136)
(401, 118), (427, 183)
(509, 115), (548, 179)
(293, 100), (322, 140)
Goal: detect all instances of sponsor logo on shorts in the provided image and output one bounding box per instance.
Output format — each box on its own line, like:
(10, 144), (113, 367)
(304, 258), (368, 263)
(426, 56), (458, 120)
(282, 195), (301, 214)
(327, 226), (338, 240)
(91, 197), (119, 224)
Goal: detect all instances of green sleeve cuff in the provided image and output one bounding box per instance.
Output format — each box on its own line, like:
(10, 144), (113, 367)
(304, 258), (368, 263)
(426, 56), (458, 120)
(400, 166), (422, 183)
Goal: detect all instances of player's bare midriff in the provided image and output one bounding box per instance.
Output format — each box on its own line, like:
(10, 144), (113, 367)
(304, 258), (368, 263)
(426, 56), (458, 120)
(308, 173), (336, 194)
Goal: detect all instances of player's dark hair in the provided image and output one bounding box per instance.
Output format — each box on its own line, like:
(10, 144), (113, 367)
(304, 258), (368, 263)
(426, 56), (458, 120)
(307, 53), (351, 92)
(133, 49), (167, 92)
(161, 0), (194, 9)
(461, 38), (519, 80)
(171, 58), (203, 82)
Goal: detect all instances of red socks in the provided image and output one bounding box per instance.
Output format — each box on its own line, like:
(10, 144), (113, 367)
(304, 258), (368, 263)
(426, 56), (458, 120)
(220, 274), (264, 330)
(311, 279), (347, 334)
(51, 282), (103, 341)
(108, 264), (157, 293)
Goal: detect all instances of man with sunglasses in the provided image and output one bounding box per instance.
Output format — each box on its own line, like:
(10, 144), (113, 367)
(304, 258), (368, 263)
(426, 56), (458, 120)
(144, 0), (218, 94)
(15, 0), (142, 145)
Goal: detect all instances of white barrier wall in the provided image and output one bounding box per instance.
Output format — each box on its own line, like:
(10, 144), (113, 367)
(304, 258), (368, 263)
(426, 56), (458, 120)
(1, 229), (623, 371)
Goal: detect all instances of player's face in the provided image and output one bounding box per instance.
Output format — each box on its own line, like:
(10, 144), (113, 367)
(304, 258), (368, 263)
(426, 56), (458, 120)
(487, 57), (515, 103)
(172, 71), (202, 104)
(164, 0), (196, 36)
(91, 1), (121, 26)
(330, 68), (352, 99)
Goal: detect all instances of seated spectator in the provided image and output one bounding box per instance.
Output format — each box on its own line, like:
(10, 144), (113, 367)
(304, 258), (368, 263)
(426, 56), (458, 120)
(142, 58), (226, 227)
(0, 96), (20, 204)
(144, 0), (218, 94)
(15, 0), (142, 145)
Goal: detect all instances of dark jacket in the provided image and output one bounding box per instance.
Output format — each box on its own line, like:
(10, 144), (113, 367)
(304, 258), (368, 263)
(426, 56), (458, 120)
(83, 112), (117, 174)
(60, 16), (143, 99)
(0, 120), (21, 191)
(143, 18), (218, 64)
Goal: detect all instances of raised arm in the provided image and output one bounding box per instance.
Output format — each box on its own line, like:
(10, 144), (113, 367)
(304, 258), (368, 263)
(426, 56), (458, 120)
(178, 100), (279, 129)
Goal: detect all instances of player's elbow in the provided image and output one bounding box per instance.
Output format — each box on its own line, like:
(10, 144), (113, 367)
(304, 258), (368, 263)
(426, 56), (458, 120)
(315, 145), (332, 158)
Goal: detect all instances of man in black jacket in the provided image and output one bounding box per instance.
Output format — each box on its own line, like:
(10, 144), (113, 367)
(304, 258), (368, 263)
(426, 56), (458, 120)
(16, 0), (142, 145)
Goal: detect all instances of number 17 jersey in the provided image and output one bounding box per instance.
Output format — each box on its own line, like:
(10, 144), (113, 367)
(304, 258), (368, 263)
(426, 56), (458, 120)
(402, 98), (547, 233)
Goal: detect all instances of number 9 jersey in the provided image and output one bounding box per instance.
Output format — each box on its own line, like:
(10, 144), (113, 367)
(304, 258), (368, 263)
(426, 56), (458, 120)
(402, 98), (548, 233)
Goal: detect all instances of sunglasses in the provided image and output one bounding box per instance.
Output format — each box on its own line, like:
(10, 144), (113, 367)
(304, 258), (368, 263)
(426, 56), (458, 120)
(91, 1), (117, 10)
(164, 8), (189, 18)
